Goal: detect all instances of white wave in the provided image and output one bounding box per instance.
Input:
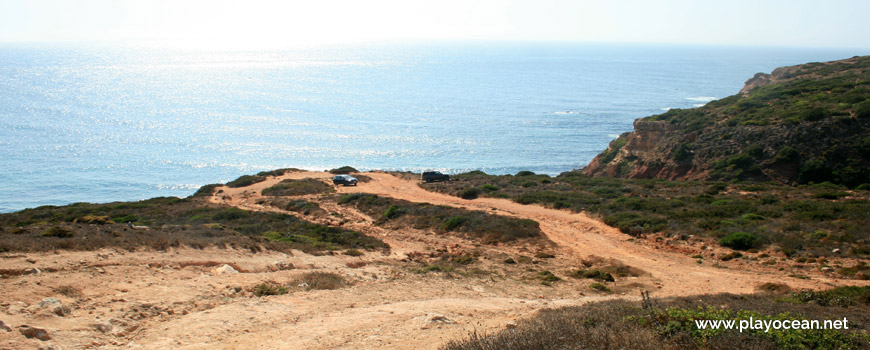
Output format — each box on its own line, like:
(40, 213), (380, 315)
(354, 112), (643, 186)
(685, 96), (718, 102)
(554, 111), (578, 115)
(693, 104), (706, 107)
(661, 107), (672, 111)
(156, 183), (201, 191)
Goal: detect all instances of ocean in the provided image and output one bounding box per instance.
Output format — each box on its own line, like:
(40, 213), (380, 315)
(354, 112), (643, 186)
(0, 42), (860, 212)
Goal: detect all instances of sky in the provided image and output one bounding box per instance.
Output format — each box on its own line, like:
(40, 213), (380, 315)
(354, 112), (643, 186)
(0, 0), (869, 49)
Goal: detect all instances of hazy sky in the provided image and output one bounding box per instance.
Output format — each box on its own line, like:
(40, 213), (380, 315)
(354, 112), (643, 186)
(1, 0), (869, 49)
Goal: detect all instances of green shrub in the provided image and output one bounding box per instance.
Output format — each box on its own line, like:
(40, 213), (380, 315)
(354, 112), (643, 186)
(740, 213), (766, 221)
(569, 269), (615, 282)
(599, 138), (626, 164)
(773, 146), (800, 163)
(329, 166), (358, 174)
(720, 251), (744, 261)
(252, 282), (288, 296)
(719, 232), (759, 250)
(442, 216), (467, 231)
(589, 283), (610, 292)
(671, 143), (693, 162)
(261, 178), (333, 196)
(515, 171), (536, 176)
(41, 226), (72, 238)
(226, 175), (266, 188)
(854, 100), (870, 118)
(459, 187), (481, 199)
(478, 184), (499, 192)
(383, 204), (405, 219)
(344, 249), (364, 257)
(538, 270), (561, 285)
(191, 183), (221, 197)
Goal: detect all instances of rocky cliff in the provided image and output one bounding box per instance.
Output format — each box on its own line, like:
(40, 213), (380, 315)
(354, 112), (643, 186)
(584, 56), (870, 187)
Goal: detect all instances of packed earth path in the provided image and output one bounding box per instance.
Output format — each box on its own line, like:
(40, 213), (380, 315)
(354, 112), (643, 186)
(213, 171), (849, 296)
(3, 171), (864, 350)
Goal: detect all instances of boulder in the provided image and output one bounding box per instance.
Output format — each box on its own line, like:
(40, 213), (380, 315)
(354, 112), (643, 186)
(212, 264), (238, 275)
(39, 298), (70, 317)
(19, 325), (51, 341)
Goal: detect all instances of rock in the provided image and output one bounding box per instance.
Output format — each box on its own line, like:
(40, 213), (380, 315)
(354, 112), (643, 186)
(0, 320), (12, 332)
(9, 302), (28, 314)
(420, 313), (455, 329)
(268, 261), (294, 271)
(23, 267), (41, 275)
(855, 272), (868, 280)
(108, 317), (139, 336)
(505, 320), (518, 329)
(19, 325), (51, 340)
(92, 322), (113, 334)
(39, 298), (70, 317)
(832, 248), (841, 253)
(212, 264), (238, 275)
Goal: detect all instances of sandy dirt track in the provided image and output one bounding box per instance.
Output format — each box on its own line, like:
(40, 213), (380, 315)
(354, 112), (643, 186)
(2, 171), (864, 349)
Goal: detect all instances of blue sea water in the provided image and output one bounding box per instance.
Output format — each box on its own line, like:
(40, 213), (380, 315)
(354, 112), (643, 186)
(0, 42), (861, 212)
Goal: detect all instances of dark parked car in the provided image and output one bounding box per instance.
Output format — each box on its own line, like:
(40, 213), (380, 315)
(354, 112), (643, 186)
(422, 171), (450, 183)
(333, 174), (358, 186)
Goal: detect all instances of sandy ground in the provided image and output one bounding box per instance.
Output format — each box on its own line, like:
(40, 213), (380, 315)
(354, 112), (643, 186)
(2, 171), (866, 349)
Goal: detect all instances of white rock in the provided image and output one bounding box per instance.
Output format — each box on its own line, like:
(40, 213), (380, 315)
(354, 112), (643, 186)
(212, 264), (238, 275)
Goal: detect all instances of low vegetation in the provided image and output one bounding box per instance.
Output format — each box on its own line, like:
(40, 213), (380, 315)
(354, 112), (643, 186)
(0, 196), (387, 254)
(252, 282), (289, 297)
(329, 166), (359, 174)
(293, 272), (349, 291)
(337, 193), (545, 244)
(225, 168), (303, 188)
(421, 171), (870, 258)
(259, 198), (325, 216)
(442, 286), (870, 350)
(586, 57), (870, 188)
(261, 178), (334, 196)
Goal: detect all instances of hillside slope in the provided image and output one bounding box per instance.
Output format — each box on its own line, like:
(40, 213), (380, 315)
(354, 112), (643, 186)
(584, 56), (870, 187)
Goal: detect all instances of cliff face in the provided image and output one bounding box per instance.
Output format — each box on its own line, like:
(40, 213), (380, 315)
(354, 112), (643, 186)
(584, 56), (870, 187)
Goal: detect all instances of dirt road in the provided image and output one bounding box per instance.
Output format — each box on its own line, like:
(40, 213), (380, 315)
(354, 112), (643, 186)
(214, 171), (844, 296)
(2, 171), (860, 349)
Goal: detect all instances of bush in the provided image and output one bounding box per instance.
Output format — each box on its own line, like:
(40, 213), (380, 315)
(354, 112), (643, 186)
(442, 288), (870, 350)
(252, 282), (289, 296)
(538, 270), (561, 285)
(720, 251), (744, 261)
(459, 187), (481, 199)
(569, 269), (615, 282)
(442, 216), (467, 231)
(480, 184), (499, 192)
(76, 215), (113, 224)
(42, 226), (72, 238)
(295, 272), (348, 290)
(854, 100), (870, 118)
(329, 166), (358, 174)
(383, 205), (405, 219)
(719, 232), (759, 250)
(516, 171), (536, 176)
(261, 179), (333, 196)
(344, 249), (364, 257)
(191, 183), (221, 197)
(226, 175), (266, 188)
(589, 282), (610, 292)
